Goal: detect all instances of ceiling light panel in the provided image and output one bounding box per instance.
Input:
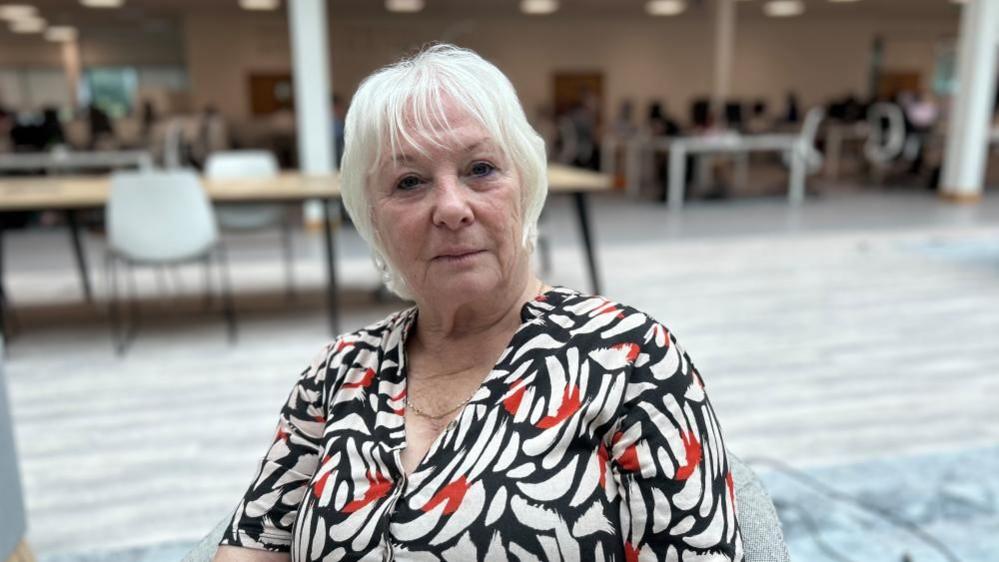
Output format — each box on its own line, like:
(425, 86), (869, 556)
(385, 0), (424, 12)
(763, 0), (804, 17)
(45, 25), (77, 41)
(646, 0), (686, 16)
(9, 16), (44, 32)
(521, 0), (558, 15)
(0, 4), (36, 20)
(80, 0), (125, 8)
(240, 0), (280, 10)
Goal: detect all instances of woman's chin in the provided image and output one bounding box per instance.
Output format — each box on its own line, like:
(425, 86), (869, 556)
(421, 272), (503, 302)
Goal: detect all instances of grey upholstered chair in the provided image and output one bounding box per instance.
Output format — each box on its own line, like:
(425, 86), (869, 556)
(182, 451), (790, 562)
(1, 338), (30, 561)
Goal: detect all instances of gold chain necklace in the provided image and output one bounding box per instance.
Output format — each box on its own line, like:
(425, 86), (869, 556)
(405, 280), (548, 420)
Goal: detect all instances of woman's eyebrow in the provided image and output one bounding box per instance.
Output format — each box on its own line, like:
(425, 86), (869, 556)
(390, 138), (494, 163)
(464, 139), (496, 152)
(392, 153), (417, 163)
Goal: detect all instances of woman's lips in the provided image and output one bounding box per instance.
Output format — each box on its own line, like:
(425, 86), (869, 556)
(433, 250), (484, 263)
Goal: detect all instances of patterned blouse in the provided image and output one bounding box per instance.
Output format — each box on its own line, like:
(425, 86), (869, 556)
(221, 287), (744, 561)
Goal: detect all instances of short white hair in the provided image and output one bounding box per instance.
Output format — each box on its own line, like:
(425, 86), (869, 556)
(339, 43), (548, 299)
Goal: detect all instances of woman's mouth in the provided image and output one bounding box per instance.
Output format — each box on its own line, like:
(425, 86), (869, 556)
(434, 250), (485, 263)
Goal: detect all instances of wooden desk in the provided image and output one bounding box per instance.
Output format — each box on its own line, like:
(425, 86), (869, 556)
(0, 164), (610, 337)
(0, 150), (153, 172)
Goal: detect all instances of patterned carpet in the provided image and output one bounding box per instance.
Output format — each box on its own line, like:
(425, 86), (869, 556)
(761, 445), (999, 562)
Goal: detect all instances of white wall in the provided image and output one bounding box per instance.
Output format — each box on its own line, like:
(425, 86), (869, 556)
(180, 11), (958, 123)
(1, 10), (960, 121)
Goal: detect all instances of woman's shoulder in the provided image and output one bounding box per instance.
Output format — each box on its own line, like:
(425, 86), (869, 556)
(536, 286), (672, 340)
(296, 307), (415, 388)
(319, 306), (417, 366)
(535, 287), (696, 379)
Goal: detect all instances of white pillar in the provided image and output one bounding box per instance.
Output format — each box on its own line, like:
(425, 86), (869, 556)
(713, 0), (736, 113)
(61, 39), (81, 108)
(288, 0), (333, 222)
(941, 0), (999, 201)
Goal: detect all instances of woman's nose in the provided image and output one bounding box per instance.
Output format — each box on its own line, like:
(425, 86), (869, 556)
(431, 175), (474, 229)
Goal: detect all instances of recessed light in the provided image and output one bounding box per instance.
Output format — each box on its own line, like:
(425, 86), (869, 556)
(385, 0), (424, 12)
(521, 0), (558, 15)
(9, 16), (44, 32)
(239, 0), (280, 10)
(646, 0), (686, 16)
(763, 0), (804, 16)
(0, 4), (36, 20)
(80, 0), (124, 8)
(45, 25), (77, 41)
(828, 0), (861, 3)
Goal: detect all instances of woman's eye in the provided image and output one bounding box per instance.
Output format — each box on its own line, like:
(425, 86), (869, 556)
(396, 175), (422, 191)
(469, 162), (495, 177)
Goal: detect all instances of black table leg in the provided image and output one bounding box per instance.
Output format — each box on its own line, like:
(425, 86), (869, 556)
(573, 192), (602, 295)
(321, 198), (340, 335)
(66, 210), (93, 302)
(0, 227), (8, 340)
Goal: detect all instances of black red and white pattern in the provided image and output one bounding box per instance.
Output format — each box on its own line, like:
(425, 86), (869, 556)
(221, 287), (743, 561)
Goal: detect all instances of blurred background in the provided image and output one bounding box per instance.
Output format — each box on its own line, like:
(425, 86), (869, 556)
(1, 0), (997, 561)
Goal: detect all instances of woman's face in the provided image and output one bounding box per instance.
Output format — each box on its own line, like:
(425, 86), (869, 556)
(370, 105), (529, 305)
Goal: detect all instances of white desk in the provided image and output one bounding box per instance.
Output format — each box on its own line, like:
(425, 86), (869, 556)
(667, 133), (806, 210)
(605, 133), (807, 207)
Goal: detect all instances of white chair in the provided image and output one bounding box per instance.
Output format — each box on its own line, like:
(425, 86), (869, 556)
(105, 169), (236, 354)
(205, 151), (296, 298)
(797, 106), (826, 173)
(781, 106), (825, 174)
(863, 102), (907, 183)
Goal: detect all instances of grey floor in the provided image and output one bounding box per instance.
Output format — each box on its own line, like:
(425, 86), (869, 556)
(3, 181), (999, 561)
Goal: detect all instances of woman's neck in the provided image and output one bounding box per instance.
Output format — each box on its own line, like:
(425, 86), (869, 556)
(409, 275), (542, 374)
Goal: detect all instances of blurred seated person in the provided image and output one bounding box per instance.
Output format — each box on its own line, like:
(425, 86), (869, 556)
(331, 94), (346, 168)
(745, 99), (771, 134)
(612, 99), (637, 138)
(141, 100), (157, 140)
(87, 103), (114, 149)
(647, 101), (682, 201)
(782, 91), (801, 125)
(689, 98), (716, 133)
(532, 103), (558, 159)
(0, 99), (12, 152)
(557, 89), (600, 169)
(647, 100), (681, 137)
(688, 98), (734, 199)
(9, 107), (65, 151)
(40, 108), (65, 148)
(902, 90), (939, 175)
(723, 101), (744, 133)
(213, 44), (743, 562)
(191, 105), (229, 168)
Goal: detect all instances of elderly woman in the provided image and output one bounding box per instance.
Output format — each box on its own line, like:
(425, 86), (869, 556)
(216, 45), (743, 562)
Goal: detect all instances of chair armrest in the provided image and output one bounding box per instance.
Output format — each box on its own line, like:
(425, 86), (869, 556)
(729, 452), (792, 562)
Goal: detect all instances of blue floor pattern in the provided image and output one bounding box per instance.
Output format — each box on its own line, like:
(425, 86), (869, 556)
(757, 445), (999, 562)
(38, 446), (999, 562)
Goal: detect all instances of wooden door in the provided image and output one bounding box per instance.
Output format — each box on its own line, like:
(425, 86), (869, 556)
(553, 72), (604, 122)
(877, 71), (921, 101)
(248, 73), (294, 116)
